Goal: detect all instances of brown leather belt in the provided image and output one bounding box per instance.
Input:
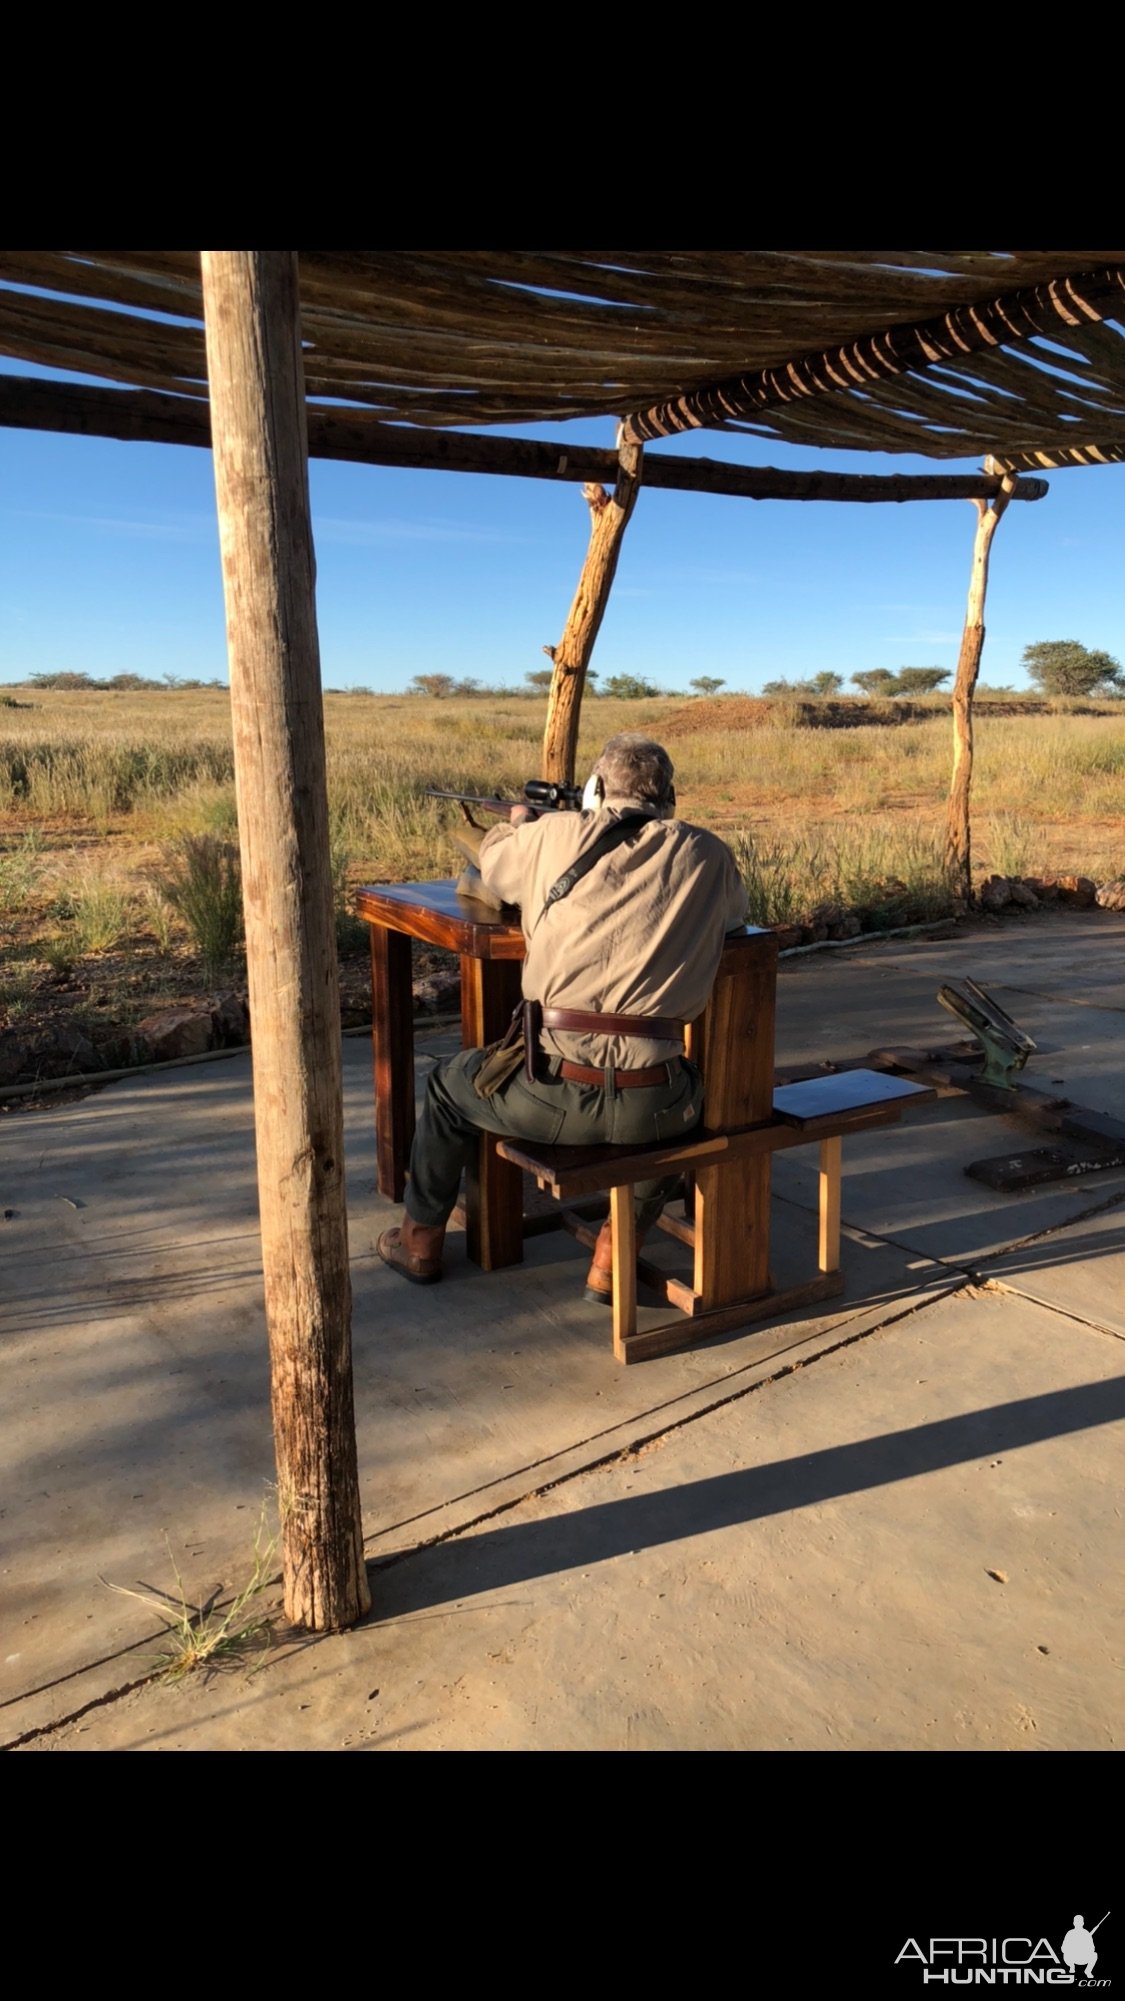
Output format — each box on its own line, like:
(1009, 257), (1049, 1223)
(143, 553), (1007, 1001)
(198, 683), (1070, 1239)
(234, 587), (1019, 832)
(559, 1059), (676, 1089)
(541, 1005), (686, 1043)
(521, 1000), (687, 1085)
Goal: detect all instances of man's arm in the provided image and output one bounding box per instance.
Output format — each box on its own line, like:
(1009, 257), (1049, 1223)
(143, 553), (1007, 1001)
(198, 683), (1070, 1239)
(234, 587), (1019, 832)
(478, 807), (539, 909)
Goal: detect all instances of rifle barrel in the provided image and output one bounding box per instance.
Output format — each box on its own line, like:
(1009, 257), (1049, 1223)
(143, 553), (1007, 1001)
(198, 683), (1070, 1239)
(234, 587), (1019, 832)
(425, 790), (510, 810)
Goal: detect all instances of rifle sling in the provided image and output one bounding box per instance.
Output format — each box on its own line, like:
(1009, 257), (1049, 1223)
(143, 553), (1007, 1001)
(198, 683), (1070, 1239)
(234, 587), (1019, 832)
(531, 812), (649, 932)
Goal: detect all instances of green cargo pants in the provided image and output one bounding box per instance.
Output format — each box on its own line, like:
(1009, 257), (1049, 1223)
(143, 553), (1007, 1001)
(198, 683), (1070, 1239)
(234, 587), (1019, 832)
(404, 1048), (703, 1233)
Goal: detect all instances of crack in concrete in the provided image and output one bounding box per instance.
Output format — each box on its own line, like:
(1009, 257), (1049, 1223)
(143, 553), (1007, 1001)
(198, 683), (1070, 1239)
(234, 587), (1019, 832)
(972, 1275), (1125, 1346)
(971, 1186), (1125, 1262)
(994, 982), (1125, 1018)
(2, 1668), (166, 1753)
(359, 1302), (892, 1550)
(3, 1274), (971, 1750)
(366, 1277), (974, 1578)
(772, 1183), (1125, 1279)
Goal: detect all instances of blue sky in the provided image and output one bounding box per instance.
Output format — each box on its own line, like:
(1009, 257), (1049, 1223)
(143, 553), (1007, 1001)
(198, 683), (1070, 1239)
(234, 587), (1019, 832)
(2, 357), (1123, 694)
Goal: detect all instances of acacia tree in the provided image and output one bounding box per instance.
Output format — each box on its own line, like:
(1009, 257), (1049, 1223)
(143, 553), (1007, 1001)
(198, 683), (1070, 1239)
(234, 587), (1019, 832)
(1022, 641), (1122, 697)
(894, 667), (951, 694)
(601, 672), (660, 698)
(407, 673), (456, 697)
(852, 669), (898, 696)
(763, 672), (842, 697)
(689, 676), (726, 696)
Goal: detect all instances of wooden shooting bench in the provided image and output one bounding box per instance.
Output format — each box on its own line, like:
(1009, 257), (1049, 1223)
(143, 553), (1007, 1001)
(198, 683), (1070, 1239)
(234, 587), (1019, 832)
(358, 882), (933, 1362)
(494, 931), (934, 1362)
(498, 1069), (933, 1364)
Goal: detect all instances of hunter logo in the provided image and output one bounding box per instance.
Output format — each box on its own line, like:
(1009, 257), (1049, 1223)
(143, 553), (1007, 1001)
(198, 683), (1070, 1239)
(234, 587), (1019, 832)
(1064, 1922), (1109, 1982)
(895, 1913), (1111, 1985)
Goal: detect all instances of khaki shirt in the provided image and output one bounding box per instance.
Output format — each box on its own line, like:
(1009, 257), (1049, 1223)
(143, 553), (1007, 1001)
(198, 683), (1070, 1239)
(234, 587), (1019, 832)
(478, 797), (748, 1068)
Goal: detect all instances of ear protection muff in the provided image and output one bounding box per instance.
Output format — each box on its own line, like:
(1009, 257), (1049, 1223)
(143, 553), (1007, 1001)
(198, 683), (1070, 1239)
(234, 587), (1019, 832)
(581, 772), (605, 812)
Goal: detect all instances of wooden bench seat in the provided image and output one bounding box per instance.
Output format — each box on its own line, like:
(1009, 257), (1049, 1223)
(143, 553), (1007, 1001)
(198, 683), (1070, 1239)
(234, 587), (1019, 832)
(497, 1070), (934, 1364)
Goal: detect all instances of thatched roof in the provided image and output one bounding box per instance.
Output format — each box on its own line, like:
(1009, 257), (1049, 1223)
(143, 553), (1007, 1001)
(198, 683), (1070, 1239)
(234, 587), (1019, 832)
(3, 250), (1125, 471)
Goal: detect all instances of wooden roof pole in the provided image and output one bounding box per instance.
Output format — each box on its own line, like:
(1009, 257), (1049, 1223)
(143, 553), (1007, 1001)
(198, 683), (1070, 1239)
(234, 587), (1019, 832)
(944, 462), (1018, 905)
(200, 252), (369, 1632)
(542, 441), (643, 785)
(0, 374), (1060, 501)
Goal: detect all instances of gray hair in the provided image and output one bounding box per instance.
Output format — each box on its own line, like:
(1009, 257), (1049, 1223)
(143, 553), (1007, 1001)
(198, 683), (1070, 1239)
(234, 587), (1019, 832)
(593, 732), (675, 809)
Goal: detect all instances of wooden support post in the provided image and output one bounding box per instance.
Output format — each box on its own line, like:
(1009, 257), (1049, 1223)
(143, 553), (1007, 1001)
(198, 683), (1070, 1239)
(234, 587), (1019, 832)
(542, 440), (643, 785)
(200, 252), (370, 1632)
(944, 464), (1018, 904)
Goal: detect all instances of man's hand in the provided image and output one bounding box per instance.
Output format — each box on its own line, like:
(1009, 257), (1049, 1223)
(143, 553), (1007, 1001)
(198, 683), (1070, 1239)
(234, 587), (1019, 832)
(509, 804), (538, 826)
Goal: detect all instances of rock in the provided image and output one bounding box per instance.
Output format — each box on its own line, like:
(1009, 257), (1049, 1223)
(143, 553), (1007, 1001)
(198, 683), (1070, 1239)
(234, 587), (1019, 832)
(52, 1028), (100, 1071)
(1008, 880), (1040, 909)
(1054, 874), (1097, 908)
(0, 1032), (29, 1085)
(96, 1033), (133, 1070)
(828, 914), (862, 939)
(1022, 876), (1058, 903)
(978, 875), (1013, 912)
(133, 1008), (213, 1063)
(211, 992), (250, 1046)
(1096, 879), (1125, 910)
(801, 922), (830, 945)
(771, 925), (804, 951)
(0, 1023), (103, 1086)
(413, 970), (461, 1015)
(809, 901), (845, 928)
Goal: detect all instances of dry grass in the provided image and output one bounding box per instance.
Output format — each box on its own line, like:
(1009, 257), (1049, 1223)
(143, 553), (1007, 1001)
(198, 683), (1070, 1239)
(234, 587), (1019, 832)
(2, 689), (1123, 951)
(101, 1506), (277, 1683)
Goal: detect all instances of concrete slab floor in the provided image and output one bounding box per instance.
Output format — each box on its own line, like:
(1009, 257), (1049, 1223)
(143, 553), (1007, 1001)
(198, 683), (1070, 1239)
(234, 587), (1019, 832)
(23, 1286), (1123, 1752)
(3, 911), (1124, 1749)
(0, 1084), (956, 1737)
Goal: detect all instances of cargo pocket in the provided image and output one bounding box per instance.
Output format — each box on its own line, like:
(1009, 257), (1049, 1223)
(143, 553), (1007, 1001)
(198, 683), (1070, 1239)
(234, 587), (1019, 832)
(495, 1072), (569, 1145)
(652, 1090), (702, 1142)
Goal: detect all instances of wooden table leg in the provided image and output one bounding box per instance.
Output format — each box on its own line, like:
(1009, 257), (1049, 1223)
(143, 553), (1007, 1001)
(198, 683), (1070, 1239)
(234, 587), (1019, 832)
(370, 925), (414, 1201)
(818, 1135), (842, 1273)
(610, 1184), (637, 1364)
(460, 955), (524, 1270)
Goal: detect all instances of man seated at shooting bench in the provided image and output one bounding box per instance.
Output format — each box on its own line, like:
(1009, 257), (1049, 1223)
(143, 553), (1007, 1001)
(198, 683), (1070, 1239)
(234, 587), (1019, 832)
(376, 732), (748, 1298)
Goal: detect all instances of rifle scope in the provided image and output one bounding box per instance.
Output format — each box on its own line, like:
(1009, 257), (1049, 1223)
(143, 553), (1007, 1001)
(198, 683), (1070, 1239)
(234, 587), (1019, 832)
(524, 780), (583, 810)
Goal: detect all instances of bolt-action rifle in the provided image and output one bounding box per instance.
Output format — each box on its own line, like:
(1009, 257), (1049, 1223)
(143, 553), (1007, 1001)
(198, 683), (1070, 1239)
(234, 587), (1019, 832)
(425, 778), (583, 829)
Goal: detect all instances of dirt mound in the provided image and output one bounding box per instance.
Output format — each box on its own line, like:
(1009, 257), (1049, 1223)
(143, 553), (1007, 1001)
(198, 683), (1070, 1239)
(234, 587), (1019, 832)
(661, 696), (1075, 735)
(662, 697), (943, 735)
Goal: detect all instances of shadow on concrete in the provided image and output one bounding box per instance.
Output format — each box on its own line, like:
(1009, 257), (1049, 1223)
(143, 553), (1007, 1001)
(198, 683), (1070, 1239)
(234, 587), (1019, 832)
(371, 1374), (1125, 1618)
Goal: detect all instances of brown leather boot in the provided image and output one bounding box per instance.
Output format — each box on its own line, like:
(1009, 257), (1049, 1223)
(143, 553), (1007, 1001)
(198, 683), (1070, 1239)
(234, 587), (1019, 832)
(377, 1215), (446, 1285)
(583, 1219), (615, 1306)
